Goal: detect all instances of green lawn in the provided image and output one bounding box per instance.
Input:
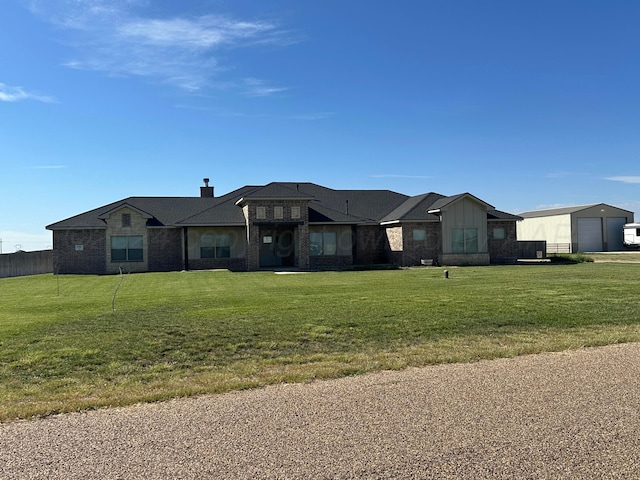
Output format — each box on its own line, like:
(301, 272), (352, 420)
(2, 263), (640, 421)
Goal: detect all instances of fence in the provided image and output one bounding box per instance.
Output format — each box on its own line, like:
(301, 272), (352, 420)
(517, 241), (547, 259)
(0, 250), (53, 278)
(546, 243), (572, 254)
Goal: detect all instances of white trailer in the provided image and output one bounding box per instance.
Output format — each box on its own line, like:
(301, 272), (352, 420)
(623, 223), (640, 248)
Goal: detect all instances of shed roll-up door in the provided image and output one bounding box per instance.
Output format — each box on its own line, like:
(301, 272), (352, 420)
(606, 217), (627, 251)
(577, 218), (603, 252)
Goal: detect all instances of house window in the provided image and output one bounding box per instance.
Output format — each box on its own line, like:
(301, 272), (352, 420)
(200, 234), (231, 259)
(310, 232), (337, 256)
(413, 229), (426, 241)
(291, 206), (301, 219)
(452, 228), (478, 254)
(274, 206), (283, 219)
(111, 235), (143, 262)
(122, 213), (131, 228)
(256, 206), (266, 219)
(493, 227), (505, 240)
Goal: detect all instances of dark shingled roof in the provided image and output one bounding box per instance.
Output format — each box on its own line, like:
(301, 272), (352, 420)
(46, 197), (220, 229)
(47, 182), (521, 229)
(380, 192), (446, 223)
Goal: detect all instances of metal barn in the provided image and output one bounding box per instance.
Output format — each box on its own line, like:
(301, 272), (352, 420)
(517, 204), (635, 253)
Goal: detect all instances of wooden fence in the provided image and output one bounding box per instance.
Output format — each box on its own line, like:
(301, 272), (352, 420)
(0, 250), (53, 278)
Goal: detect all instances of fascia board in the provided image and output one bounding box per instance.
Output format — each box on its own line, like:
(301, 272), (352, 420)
(46, 226), (106, 231)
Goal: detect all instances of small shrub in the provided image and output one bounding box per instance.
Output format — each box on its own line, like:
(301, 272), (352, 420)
(549, 252), (594, 264)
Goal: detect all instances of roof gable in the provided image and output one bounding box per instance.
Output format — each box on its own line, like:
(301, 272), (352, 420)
(97, 203), (154, 220)
(47, 197), (220, 230)
(47, 182), (521, 230)
(235, 183), (315, 205)
(427, 193), (494, 213)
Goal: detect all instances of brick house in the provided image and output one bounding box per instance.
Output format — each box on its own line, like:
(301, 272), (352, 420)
(46, 180), (522, 274)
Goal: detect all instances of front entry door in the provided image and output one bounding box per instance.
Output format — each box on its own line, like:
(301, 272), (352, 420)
(259, 227), (296, 268)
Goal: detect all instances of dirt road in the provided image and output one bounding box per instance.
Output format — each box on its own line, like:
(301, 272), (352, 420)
(1, 343), (639, 479)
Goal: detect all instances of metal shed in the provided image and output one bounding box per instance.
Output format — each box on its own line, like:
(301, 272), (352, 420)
(517, 203), (635, 253)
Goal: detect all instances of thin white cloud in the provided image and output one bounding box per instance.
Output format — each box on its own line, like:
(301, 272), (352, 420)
(0, 82), (57, 103)
(606, 176), (640, 184)
(372, 174), (432, 179)
(27, 0), (297, 94)
(242, 78), (288, 97)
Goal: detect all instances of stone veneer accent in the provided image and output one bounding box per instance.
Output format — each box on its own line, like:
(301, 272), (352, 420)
(105, 207), (148, 274)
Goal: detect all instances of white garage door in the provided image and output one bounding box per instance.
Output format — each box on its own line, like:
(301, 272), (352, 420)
(606, 217), (627, 251)
(577, 218), (603, 252)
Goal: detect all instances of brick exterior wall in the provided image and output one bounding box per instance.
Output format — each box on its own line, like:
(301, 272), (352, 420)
(148, 228), (184, 272)
(243, 200), (310, 270)
(355, 225), (391, 265)
(53, 229), (106, 274)
(189, 257), (247, 271)
(309, 255), (352, 269)
(488, 221), (519, 264)
(401, 222), (441, 266)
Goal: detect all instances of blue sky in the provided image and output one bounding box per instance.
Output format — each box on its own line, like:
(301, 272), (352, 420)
(2, 0), (640, 252)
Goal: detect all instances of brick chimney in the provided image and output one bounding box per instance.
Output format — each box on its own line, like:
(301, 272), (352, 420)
(200, 178), (214, 198)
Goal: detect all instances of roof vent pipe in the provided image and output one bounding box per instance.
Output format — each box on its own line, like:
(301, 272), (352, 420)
(200, 178), (214, 198)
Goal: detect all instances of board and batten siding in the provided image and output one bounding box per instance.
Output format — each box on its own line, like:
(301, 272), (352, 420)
(441, 198), (488, 254)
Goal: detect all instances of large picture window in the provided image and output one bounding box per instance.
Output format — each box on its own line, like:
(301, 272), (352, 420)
(111, 235), (143, 262)
(201, 234), (231, 259)
(452, 228), (478, 254)
(310, 232), (337, 256)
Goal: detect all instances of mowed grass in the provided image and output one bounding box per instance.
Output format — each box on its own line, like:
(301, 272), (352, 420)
(2, 263), (640, 421)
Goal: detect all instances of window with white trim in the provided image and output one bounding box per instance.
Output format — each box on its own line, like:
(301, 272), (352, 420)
(291, 206), (301, 219)
(256, 206), (266, 219)
(274, 206), (283, 219)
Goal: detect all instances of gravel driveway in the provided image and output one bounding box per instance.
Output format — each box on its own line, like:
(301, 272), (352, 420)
(1, 343), (639, 479)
